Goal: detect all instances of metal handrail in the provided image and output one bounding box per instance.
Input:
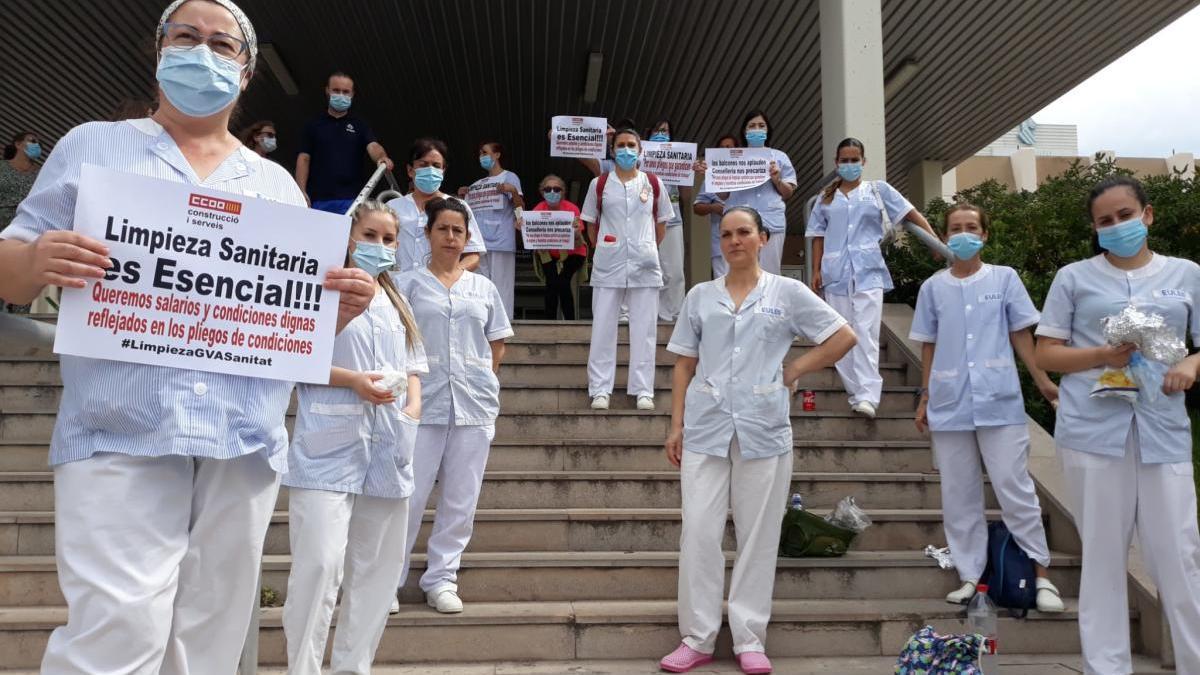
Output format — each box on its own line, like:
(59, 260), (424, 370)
(0, 313), (56, 356)
(345, 161), (392, 216)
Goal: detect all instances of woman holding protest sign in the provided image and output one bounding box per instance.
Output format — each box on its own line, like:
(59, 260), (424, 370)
(282, 200), (426, 675)
(0, 1), (375, 672)
(661, 206), (855, 674)
(806, 137), (935, 419)
(456, 140), (523, 320)
(392, 197), (513, 614)
(716, 110), (797, 275)
(693, 133), (739, 279)
(583, 127), (673, 412)
(532, 173), (588, 319)
(387, 137), (487, 273)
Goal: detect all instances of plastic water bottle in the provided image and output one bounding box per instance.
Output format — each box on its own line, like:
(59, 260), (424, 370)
(790, 493), (804, 511)
(967, 583), (998, 658)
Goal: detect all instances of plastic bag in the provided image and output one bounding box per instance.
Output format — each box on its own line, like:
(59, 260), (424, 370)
(924, 545), (955, 570)
(825, 496), (873, 533)
(1090, 366), (1139, 401)
(895, 626), (985, 674)
(1129, 352), (1172, 405)
(370, 370), (409, 396)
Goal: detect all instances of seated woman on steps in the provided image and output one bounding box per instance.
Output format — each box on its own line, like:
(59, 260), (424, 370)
(660, 206), (857, 675)
(909, 203), (1063, 613)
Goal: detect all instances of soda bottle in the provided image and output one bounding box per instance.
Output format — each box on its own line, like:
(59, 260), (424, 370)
(790, 493), (804, 511)
(967, 583), (998, 656)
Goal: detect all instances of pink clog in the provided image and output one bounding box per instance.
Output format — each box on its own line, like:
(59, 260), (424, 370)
(659, 643), (714, 672)
(737, 651), (773, 674)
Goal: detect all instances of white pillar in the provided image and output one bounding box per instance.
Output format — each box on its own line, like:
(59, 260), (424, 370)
(1010, 147), (1038, 193)
(1167, 152), (1195, 180)
(908, 160), (944, 209)
(942, 167), (958, 202)
(820, 0), (887, 180)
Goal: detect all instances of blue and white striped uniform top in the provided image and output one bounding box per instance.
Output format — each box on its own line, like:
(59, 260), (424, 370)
(805, 180), (913, 295)
(1036, 254), (1200, 464)
(0, 118), (306, 469)
(284, 289), (428, 498)
(391, 268), (513, 426)
(722, 148), (796, 234)
(386, 193), (487, 272)
(909, 265), (1040, 432)
(667, 273), (847, 459)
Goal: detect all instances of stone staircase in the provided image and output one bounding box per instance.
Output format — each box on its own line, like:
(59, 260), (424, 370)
(0, 318), (1128, 670)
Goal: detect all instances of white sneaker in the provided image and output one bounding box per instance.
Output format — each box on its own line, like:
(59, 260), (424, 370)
(426, 588), (463, 614)
(389, 597), (400, 614)
(591, 394), (610, 410)
(1036, 577), (1065, 613)
(945, 580), (977, 605)
(851, 401), (877, 418)
(636, 395), (655, 410)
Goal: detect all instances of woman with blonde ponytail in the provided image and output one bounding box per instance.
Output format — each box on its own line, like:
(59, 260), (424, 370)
(281, 199), (428, 674)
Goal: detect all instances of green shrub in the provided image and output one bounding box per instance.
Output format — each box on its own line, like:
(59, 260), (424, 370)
(885, 157), (1200, 432)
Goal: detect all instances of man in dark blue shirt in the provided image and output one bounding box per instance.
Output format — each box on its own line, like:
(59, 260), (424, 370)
(295, 71), (394, 214)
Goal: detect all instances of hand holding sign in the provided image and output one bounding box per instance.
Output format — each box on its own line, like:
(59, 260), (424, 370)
(703, 147), (773, 193)
(29, 230), (113, 289)
(551, 115), (607, 159)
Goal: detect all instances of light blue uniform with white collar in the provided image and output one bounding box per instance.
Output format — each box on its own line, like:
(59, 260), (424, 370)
(284, 291), (428, 498)
(667, 273), (846, 458)
(805, 180), (912, 295)
(909, 264), (1040, 431)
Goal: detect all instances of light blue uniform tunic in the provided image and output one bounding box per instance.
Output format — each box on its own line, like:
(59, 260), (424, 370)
(909, 265), (1040, 432)
(805, 180), (913, 296)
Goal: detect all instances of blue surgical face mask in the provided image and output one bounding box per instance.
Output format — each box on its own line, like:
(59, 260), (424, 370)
(1097, 213), (1148, 258)
(946, 232), (985, 261)
(156, 45), (244, 118)
(351, 241), (397, 276)
(413, 166), (444, 194)
(259, 136), (277, 153)
(836, 162), (863, 182)
(649, 132), (670, 142)
(745, 129), (768, 147)
(479, 155), (494, 170)
(614, 147), (639, 170)
(543, 190), (562, 205)
(329, 93), (352, 112)
(23, 142), (41, 160)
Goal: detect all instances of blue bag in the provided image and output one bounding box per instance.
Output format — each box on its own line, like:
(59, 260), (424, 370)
(981, 521), (1036, 617)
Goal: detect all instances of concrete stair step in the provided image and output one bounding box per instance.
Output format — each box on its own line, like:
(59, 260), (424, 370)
(0, 598), (1116, 668)
(0, 507), (996, 556)
(0, 384), (921, 415)
(502, 339), (829, 364)
(0, 409), (927, 444)
(0, 357), (911, 388)
(0, 551), (1083, 606)
(0, 470), (985, 511)
(0, 438), (935, 473)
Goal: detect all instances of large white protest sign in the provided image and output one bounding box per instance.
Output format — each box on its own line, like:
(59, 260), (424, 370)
(521, 210), (577, 249)
(640, 141), (697, 187)
(55, 164), (349, 384)
(550, 115), (607, 159)
(465, 176), (507, 212)
(704, 147), (772, 193)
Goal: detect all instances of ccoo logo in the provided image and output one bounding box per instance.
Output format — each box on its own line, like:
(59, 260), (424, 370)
(188, 193), (242, 215)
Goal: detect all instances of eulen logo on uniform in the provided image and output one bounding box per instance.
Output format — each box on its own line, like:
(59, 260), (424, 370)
(188, 193), (242, 215)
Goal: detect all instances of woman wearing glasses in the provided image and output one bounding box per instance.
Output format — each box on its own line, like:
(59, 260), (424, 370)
(0, 1), (374, 672)
(531, 173), (588, 319)
(241, 119), (278, 157)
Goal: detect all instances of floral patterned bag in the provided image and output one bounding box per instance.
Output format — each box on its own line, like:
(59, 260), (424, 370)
(895, 625), (985, 674)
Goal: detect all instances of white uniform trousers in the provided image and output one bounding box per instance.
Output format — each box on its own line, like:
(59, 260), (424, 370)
(658, 226), (686, 321)
(824, 288), (884, 406)
(478, 250), (516, 321)
(42, 451), (279, 675)
(932, 424), (1051, 582)
(399, 420), (496, 594)
(588, 286), (658, 398)
(711, 255), (729, 279)
(677, 436), (793, 655)
(758, 232), (785, 275)
(283, 488), (410, 675)
(1060, 422), (1200, 675)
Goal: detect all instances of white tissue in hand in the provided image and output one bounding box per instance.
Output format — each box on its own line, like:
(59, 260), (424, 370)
(371, 370), (407, 396)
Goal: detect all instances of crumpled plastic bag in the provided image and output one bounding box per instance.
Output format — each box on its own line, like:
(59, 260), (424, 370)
(924, 545), (955, 570)
(370, 370), (409, 396)
(824, 496), (873, 533)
